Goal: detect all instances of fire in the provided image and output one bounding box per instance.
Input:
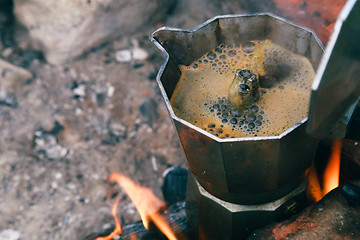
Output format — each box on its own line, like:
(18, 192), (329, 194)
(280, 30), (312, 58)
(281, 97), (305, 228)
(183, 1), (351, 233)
(94, 197), (121, 240)
(94, 172), (177, 240)
(306, 162), (323, 203)
(322, 139), (342, 195)
(306, 139), (342, 203)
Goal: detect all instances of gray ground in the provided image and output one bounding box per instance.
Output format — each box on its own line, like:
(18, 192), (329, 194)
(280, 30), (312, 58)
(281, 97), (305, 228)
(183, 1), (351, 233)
(0, 1), (251, 239)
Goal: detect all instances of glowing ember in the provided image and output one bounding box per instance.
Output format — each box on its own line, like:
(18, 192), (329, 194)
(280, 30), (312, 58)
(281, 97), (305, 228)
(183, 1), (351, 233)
(107, 172), (178, 240)
(322, 139), (342, 195)
(94, 197), (122, 240)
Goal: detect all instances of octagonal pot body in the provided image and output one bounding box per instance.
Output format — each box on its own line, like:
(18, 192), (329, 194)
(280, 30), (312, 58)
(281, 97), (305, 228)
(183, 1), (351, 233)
(151, 13), (323, 204)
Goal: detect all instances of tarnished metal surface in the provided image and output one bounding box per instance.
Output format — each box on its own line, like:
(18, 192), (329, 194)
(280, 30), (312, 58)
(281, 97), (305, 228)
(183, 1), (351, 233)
(186, 172), (308, 240)
(150, 13), (323, 204)
(307, 0), (360, 139)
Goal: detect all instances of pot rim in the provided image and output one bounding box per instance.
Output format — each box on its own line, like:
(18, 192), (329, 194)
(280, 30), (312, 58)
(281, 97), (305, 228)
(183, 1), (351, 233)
(149, 13), (324, 143)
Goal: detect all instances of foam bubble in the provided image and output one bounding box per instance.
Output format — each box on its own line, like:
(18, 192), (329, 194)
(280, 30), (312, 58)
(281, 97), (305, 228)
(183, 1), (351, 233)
(207, 52), (216, 60)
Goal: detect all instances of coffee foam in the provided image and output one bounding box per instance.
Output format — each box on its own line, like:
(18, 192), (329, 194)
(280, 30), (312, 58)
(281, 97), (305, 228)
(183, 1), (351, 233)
(170, 41), (315, 138)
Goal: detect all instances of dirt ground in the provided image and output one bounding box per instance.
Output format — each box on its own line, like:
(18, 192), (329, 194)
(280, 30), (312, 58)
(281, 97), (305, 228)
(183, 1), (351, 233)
(0, 1), (250, 240)
(0, 0), (349, 239)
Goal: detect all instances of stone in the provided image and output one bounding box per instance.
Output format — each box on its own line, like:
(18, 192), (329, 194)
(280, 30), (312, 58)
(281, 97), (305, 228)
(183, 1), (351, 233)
(0, 58), (33, 91)
(115, 49), (132, 63)
(13, 0), (176, 65)
(0, 229), (20, 240)
(115, 39), (149, 63)
(248, 187), (360, 239)
(0, 59), (33, 108)
(33, 121), (68, 161)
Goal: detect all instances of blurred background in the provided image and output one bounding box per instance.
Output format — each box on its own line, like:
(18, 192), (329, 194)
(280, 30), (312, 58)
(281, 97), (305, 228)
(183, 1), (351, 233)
(0, 0), (347, 239)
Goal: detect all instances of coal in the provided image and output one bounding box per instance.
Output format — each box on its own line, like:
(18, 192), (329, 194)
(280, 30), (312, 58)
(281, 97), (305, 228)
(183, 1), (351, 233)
(86, 202), (194, 240)
(139, 98), (158, 127)
(162, 166), (187, 206)
(342, 181), (360, 207)
(87, 165), (190, 239)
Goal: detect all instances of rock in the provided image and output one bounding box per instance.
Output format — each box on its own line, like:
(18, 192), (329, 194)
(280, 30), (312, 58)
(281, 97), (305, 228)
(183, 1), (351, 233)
(0, 58), (33, 108)
(248, 187), (360, 240)
(129, 39), (149, 62)
(13, 0), (176, 65)
(71, 81), (87, 99)
(33, 121), (68, 161)
(115, 49), (132, 63)
(0, 58), (33, 90)
(0, 229), (20, 240)
(115, 39), (149, 64)
(101, 121), (127, 145)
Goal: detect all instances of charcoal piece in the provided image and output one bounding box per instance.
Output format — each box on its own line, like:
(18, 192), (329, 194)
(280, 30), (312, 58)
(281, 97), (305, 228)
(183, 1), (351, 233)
(162, 166), (187, 205)
(86, 202), (193, 240)
(139, 98), (158, 127)
(342, 181), (360, 207)
(96, 92), (106, 107)
(48, 121), (64, 135)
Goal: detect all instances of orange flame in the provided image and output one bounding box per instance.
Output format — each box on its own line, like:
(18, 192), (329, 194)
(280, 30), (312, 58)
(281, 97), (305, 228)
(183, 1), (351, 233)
(94, 197), (122, 240)
(108, 172), (178, 240)
(306, 139), (342, 203)
(322, 139), (342, 195)
(306, 162), (323, 203)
